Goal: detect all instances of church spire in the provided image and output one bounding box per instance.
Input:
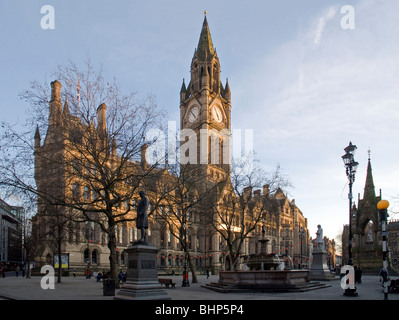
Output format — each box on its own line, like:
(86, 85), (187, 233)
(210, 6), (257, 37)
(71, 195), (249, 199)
(196, 13), (215, 61)
(364, 151), (376, 200)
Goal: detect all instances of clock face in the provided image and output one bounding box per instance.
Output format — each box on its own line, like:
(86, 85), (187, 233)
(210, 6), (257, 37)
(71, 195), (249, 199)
(212, 106), (223, 123)
(188, 106), (199, 123)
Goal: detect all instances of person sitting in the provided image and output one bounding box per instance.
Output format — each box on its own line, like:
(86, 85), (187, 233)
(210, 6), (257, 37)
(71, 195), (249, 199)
(96, 271), (103, 282)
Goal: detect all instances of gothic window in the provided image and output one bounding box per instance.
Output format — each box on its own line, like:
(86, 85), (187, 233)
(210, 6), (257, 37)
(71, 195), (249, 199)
(68, 224), (74, 243)
(84, 249), (89, 263)
(118, 225), (123, 244)
(160, 256), (165, 267)
(92, 250), (98, 264)
(83, 186), (90, 200)
(70, 128), (83, 145)
(160, 229), (165, 248)
(72, 183), (79, 199)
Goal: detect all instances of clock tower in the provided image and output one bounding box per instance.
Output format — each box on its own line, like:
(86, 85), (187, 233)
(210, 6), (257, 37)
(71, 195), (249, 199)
(180, 13), (232, 185)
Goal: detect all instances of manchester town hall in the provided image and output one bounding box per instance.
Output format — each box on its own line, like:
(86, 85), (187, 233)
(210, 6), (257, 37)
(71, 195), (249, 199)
(32, 15), (311, 275)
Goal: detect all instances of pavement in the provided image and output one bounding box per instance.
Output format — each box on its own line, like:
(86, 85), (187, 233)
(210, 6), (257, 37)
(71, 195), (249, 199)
(0, 273), (398, 301)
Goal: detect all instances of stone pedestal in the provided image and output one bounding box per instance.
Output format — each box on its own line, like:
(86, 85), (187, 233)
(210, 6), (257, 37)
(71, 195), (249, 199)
(114, 242), (170, 300)
(309, 251), (336, 281)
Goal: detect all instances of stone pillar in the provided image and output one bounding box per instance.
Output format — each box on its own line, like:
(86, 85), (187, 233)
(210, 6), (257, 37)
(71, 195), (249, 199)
(114, 242), (170, 300)
(309, 250), (336, 281)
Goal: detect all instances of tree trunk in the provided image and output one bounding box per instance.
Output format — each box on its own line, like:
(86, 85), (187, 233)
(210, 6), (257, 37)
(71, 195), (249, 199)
(187, 251), (198, 283)
(107, 221), (120, 288)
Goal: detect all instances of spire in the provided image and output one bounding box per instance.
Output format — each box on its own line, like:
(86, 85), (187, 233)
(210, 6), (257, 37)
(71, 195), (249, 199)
(63, 96), (70, 115)
(225, 78), (230, 92)
(196, 13), (215, 61)
(180, 78), (187, 101)
(364, 153), (376, 200)
(180, 78), (187, 93)
(222, 78), (231, 101)
(34, 125), (41, 148)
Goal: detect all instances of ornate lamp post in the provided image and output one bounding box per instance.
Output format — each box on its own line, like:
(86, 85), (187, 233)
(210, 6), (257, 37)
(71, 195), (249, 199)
(342, 141), (359, 296)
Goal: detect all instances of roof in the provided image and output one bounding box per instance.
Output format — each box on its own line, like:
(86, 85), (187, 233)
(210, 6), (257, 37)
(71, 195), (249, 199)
(196, 15), (215, 61)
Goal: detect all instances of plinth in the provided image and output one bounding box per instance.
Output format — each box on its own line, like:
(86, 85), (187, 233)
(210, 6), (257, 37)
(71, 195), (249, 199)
(114, 241), (170, 300)
(309, 251), (336, 281)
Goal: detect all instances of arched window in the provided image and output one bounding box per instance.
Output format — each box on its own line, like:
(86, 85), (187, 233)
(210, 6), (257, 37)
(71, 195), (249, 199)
(161, 256), (165, 267)
(84, 249), (90, 264)
(92, 250), (98, 264)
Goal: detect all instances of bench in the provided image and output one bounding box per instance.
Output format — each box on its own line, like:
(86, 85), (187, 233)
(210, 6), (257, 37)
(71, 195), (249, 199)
(158, 278), (176, 288)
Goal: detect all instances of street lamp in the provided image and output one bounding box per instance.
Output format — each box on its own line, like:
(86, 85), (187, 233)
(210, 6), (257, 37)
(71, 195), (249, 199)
(342, 141), (359, 296)
(182, 194), (190, 287)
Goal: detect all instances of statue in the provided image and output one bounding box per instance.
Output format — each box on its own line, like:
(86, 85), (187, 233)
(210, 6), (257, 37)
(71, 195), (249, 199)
(136, 191), (149, 243)
(316, 224), (324, 251)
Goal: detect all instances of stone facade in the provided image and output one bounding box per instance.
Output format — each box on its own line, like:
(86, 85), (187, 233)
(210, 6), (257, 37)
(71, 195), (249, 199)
(32, 15), (310, 275)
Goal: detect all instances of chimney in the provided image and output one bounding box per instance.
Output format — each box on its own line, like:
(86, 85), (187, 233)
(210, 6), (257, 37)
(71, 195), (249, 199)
(141, 144), (148, 167)
(243, 186), (252, 200)
(97, 103), (107, 134)
(263, 184), (269, 196)
(49, 80), (62, 126)
(50, 80), (62, 102)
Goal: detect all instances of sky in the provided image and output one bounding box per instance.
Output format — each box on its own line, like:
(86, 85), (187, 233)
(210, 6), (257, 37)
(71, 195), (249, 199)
(1, 0), (399, 244)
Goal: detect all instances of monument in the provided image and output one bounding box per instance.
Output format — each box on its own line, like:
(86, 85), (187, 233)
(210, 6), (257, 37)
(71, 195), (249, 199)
(309, 225), (336, 281)
(115, 191), (170, 300)
(203, 225), (330, 293)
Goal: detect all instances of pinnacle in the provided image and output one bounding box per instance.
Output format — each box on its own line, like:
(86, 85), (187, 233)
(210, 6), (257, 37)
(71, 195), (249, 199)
(196, 15), (215, 61)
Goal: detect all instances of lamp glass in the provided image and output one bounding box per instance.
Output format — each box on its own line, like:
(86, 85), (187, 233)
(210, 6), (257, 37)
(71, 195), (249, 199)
(342, 153), (353, 165)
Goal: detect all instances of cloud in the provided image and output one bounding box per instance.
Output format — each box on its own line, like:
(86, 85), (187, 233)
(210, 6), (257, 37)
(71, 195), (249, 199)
(314, 7), (337, 45)
(232, 0), (399, 238)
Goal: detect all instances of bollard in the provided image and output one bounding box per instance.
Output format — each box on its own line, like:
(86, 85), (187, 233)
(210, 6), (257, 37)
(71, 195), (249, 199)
(377, 200), (389, 300)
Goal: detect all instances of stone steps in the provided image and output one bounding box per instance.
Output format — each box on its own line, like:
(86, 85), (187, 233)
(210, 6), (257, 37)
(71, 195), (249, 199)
(201, 281), (331, 293)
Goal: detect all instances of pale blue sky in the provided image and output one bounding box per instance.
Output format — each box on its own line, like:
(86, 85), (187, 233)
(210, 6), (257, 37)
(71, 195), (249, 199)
(1, 0), (399, 242)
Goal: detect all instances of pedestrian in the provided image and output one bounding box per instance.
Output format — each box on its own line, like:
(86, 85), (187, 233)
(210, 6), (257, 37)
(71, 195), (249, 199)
(73, 268), (76, 278)
(206, 269), (209, 279)
(15, 266), (20, 277)
(22, 265), (26, 278)
(1, 267), (5, 278)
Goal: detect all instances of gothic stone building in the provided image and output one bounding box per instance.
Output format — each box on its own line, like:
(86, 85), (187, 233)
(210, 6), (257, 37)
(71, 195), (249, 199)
(342, 156), (399, 272)
(33, 15), (310, 274)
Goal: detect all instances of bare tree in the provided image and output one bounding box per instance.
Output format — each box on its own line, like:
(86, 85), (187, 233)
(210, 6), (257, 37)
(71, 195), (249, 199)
(148, 159), (220, 283)
(0, 59), (165, 285)
(206, 156), (291, 270)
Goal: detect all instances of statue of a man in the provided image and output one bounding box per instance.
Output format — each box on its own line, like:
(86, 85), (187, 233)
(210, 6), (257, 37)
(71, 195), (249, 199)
(136, 191), (149, 243)
(316, 224), (324, 251)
